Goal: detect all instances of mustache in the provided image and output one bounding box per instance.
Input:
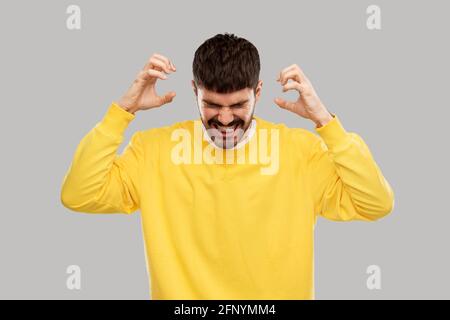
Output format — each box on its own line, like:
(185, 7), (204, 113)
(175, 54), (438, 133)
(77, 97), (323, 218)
(208, 118), (244, 128)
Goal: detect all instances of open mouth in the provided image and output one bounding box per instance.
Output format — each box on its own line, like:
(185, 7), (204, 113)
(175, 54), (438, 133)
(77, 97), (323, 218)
(212, 123), (241, 137)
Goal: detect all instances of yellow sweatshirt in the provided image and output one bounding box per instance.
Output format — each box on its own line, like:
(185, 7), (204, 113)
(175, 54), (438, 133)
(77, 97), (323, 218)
(60, 102), (394, 299)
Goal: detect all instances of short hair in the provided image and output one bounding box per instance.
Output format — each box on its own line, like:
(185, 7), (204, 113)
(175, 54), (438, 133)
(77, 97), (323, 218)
(192, 33), (261, 93)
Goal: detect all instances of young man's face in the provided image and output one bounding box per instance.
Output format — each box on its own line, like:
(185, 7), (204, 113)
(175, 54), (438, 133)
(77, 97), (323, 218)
(192, 80), (263, 149)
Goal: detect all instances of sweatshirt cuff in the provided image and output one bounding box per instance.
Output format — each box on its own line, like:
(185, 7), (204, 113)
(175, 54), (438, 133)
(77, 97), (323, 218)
(96, 102), (136, 137)
(314, 114), (350, 151)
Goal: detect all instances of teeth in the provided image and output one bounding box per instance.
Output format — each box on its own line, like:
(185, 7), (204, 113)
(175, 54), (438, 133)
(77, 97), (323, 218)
(214, 124), (237, 132)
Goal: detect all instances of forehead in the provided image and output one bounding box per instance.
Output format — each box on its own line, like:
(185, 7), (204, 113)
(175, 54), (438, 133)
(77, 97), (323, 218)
(199, 87), (253, 103)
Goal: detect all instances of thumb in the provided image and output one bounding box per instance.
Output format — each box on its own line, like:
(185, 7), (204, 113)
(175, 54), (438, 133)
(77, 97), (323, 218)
(157, 91), (176, 106)
(274, 97), (292, 111)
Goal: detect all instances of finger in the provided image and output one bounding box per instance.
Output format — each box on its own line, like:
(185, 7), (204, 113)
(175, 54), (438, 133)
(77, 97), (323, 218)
(294, 65), (308, 83)
(274, 97), (295, 111)
(135, 70), (150, 84)
(142, 54), (175, 73)
(147, 69), (168, 81)
(277, 64), (297, 82)
(282, 81), (307, 94)
(156, 91), (176, 107)
(168, 60), (176, 71)
(136, 69), (167, 84)
(277, 64), (297, 81)
(277, 64), (308, 84)
(153, 53), (176, 71)
(148, 57), (173, 74)
(279, 69), (302, 85)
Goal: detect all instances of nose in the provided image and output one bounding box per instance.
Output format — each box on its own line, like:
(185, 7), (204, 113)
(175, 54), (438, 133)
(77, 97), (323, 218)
(217, 108), (234, 126)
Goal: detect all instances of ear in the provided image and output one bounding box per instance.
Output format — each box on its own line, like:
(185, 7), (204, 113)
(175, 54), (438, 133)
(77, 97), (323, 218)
(255, 80), (263, 101)
(191, 80), (198, 96)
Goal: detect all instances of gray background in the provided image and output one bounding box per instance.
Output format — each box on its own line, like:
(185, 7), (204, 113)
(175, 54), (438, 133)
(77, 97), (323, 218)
(0, 0), (448, 299)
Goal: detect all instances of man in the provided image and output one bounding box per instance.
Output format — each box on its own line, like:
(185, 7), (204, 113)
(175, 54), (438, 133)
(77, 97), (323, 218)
(60, 33), (394, 299)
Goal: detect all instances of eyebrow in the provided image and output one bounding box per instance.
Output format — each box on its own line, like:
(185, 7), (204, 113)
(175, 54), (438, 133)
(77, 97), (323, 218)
(202, 99), (249, 107)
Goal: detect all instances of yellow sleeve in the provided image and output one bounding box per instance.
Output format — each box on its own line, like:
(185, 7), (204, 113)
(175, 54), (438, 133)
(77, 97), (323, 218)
(308, 114), (395, 222)
(60, 102), (143, 214)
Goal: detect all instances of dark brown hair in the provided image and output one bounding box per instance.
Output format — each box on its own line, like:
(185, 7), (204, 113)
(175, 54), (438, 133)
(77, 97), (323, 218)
(192, 33), (261, 93)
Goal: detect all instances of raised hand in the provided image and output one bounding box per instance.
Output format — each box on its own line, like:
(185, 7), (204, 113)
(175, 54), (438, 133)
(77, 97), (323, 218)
(274, 64), (332, 127)
(117, 53), (177, 114)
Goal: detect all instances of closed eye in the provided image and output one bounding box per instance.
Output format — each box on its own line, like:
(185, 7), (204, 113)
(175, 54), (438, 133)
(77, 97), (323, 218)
(203, 99), (249, 109)
(204, 103), (221, 109)
(205, 103), (245, 109)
